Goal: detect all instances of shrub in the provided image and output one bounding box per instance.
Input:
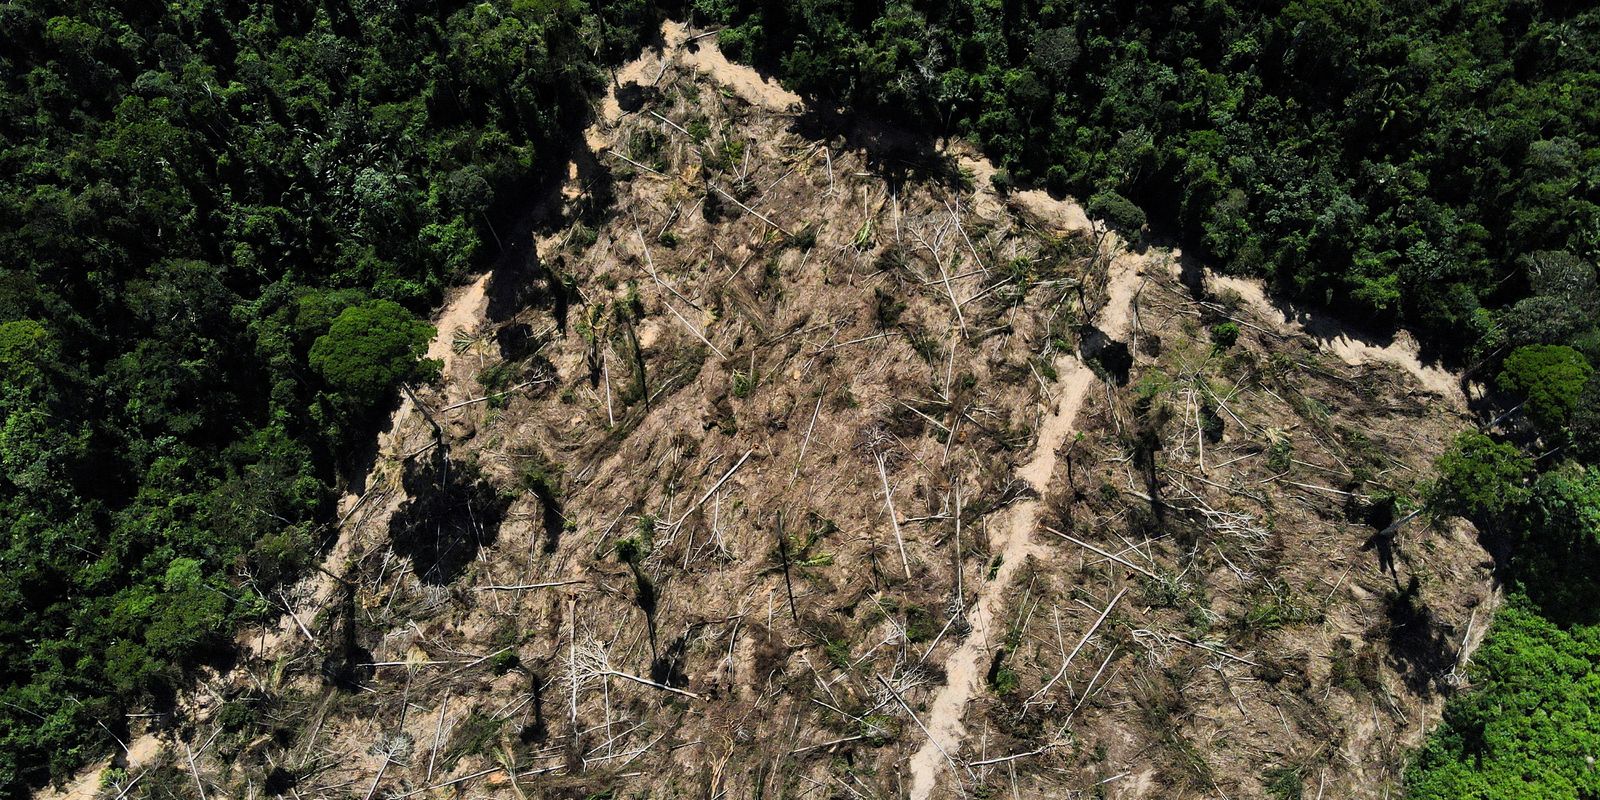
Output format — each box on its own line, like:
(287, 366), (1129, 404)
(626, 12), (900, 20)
(1088, 190), (1147, 234)
(1210, 321), (1241, 349)
(1498, 344), (1592, 433)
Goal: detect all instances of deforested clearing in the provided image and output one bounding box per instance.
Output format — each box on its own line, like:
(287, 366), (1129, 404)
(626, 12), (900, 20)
(54, 27), (1490, 800)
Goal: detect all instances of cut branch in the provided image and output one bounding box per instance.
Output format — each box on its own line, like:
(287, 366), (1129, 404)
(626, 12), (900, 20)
(711, 184), (791, 236)
(475, 579), (586, 592)
(1042, 526), (1156, 579)
(1025, 588), (1126, 707)
(673, 449), (753, 526)
(876, 453), (913, 579)
(600, 670), (703, 700)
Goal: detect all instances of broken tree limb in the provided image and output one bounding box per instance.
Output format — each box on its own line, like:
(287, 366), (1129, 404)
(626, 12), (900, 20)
(875, 674), (973, 781)
(601, 670), (703, 700)
(180, 740), (209, 800)
(935, 253), (968, 338)
(673, 449), (753, 526)
(660, 294), (726, 359)
(648, 110), (694, 139)
(1379, 506), (1425, 538)
(792, 391), (825, 480)
(602, 352), (616, 426)
(789, 734), (866, 755)
(1167, 634), (1263, 668)
(440, 379), (548, 411)
(711, 184), (791, 236)
(475, 579), (586, 592)
(967, 742), (1059, 768)
(606, 149), (665, 176)
(1042, 526), (1157, 579)
(1026, 588), (1126, 707)
(875, 453), (913, 579)
(426, 690), (450, 782)
(1070, 646), (1120, 716)
(389, 767), (503, 799)
(634, 224), (698, 310)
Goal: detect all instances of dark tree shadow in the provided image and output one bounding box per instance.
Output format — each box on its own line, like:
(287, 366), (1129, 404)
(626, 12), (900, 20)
(1348, 492), (1395, 530)
(534, 483), (564, 554)
(389, 453), (509, 584)
(1170, 251), (1468, 382)
(614, 81), (659, 115)
(485, 231), (546, 324)
(1382, 575), (1456, 696)
(1079, 325), (1132, 386)
(1173, 249), (1207, 297)
(263, 766), (297, 796)
(320, 580), (374, 691)
(1361, 530), (1399, 584)
(1504, 543), (1600, 629)
(650, 633), (690, 689)
(333, 391), (406, 502)
(495, 322), (538, 361)
(790, 107), (970, 198)
(518, 671), (549, 744)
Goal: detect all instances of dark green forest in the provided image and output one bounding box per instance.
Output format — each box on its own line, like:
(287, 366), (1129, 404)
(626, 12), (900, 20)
(0, 0), (650, 790)
(2, 0), (1599, 795)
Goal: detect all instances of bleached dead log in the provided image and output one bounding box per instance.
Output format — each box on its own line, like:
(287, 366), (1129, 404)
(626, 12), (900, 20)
(426, 690), (450, 782)
(1167, 634), (1262, 668)
(673, 449), (753, 526)
(789, 734), (867, 755)
(1026, 588), (1126, 708)
(181, 740), (209, 800)
(389, 767), (503, 799)
(600, 669), (704, 700)
(1042, 526), (1156, 579)
(712, 184), (791, 236)
(440, 379), (548, 411)
(1070, 646), (1120, 716)
(967, 742), (1058, 767)
(876, 452), (913, 579)
(602, 352), (615, 426)
(606, 149), (664, 176)
(475, 579), (586, 592)
(875, 674), (972, 780)
(792, 391), (825, 479)
(648, 110), (693, 138)
(660, 294), (725, 359)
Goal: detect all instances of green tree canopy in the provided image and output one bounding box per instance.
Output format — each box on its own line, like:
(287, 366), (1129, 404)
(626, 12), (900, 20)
(1408, 599), (1600, 800)
(308, 300), (436, 407)
(1498, 345), (1593, 433)
(1429, 431), (1533, 520)
(0, 320), (54, 391)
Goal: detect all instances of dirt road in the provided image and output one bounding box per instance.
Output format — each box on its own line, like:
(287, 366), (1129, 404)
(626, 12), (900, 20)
(905, 248), (1145, 799)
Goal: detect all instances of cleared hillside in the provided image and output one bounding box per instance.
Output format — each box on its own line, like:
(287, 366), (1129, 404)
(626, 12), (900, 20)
(52, 25), (1489, 800)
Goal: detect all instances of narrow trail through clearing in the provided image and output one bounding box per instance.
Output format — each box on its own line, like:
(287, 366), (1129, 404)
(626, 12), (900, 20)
(905, 248), (1145, 800)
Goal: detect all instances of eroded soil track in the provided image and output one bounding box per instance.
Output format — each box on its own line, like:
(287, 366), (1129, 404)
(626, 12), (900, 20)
(906, 250), (1144, 798)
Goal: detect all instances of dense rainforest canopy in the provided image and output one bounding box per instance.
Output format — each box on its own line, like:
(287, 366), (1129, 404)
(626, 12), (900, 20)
(705, 0), (1600, 359)
(0, 0), (652, 789)
(2, 0), (1599, 795)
